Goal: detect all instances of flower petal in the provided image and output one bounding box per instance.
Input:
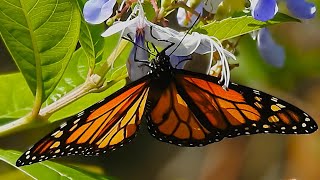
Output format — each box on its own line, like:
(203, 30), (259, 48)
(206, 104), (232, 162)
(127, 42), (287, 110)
(286, 0), (316, 19)
(101, 18), (138, 37)
(83, 0), (117, 24)
(102, 5), (147, 37)
(251, 0), (278, 21)
(143, 23), (201, 56)
(127, 33), (150, 81)
(170, 55), (190, 69)
(257, 28), (285, 67)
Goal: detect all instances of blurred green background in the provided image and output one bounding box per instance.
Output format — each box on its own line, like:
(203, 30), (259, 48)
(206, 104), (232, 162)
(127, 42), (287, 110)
(0, 1), (320, 180)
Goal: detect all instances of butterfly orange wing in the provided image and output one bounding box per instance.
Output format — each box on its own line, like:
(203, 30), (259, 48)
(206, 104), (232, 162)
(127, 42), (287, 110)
(175, 70), (317, 138)
(146, 69), (317, 147)
(16, 77), (150, 166)
(146, 81), (225, 147)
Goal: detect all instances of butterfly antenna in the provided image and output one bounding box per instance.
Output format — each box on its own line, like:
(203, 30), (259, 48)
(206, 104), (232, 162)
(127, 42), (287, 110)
(169, 14), (201, 56)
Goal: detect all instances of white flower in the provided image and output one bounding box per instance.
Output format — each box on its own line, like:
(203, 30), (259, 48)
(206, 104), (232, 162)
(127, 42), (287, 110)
(103, 4), (236, 88)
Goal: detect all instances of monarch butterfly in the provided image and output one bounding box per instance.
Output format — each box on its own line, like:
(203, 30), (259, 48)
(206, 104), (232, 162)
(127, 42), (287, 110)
(16, 38), (318, 167)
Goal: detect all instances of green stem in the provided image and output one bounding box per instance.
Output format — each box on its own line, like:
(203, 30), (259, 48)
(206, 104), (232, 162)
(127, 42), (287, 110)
(95, 39), (129, 77)
(39, 74), (101, 119)
(0, 115), (34, 136)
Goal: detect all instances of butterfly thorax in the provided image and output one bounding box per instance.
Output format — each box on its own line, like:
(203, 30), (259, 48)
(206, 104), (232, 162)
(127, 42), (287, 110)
(147, 52), (175, 95)
(153, 52), (172, 69)
(149, 52), (174, 80)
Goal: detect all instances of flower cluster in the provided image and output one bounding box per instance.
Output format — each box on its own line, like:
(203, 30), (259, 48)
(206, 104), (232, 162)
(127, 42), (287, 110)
(101, 5), (235, 88)
(250, 0), (316, 67)
(82, 0), (317, 85)
(250, 0), (316, 21)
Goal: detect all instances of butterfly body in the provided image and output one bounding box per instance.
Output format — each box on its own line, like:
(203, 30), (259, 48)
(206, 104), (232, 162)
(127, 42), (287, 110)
(16, 50), (318, 166)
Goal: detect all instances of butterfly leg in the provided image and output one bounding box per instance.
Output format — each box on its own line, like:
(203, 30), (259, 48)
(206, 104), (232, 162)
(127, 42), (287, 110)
(146, 41), (159, 54)
(123, 34), (150, 64)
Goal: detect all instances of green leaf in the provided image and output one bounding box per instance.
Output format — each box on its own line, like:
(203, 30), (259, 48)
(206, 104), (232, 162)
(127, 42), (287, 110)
(44, 48), (89, 107)
(193, 13), (300, 41)
(0, 0), (81, 100)
(77, 0), (105, 70)
(0, 73), (33, 124)
(105, 65), (128, 82)
(0, 149), (109, 180)
(99, 34), (132, 69)
(143, 3), (157, 21)
(102, 37), (132, 82)
(0, 170), (31, 180)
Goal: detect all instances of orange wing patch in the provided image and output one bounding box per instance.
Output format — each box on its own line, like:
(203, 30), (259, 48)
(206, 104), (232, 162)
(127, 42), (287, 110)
(183, 77), (245, 102)
(147, 82), (224, 146)
(151, 83), (209, 140)
(178, 75), (260, 128)
(174, 71), (317, 138)
(16, 80), (150, 166)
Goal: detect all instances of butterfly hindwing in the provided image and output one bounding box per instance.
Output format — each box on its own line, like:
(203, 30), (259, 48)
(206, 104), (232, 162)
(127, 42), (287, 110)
(146, 79), (225, 147)
(16, 77), (150, 166)
(174, 69), (318, 138)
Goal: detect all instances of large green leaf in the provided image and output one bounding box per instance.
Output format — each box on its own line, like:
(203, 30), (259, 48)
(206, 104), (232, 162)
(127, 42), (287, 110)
(0, 149), (109, 180)
(0, 73), (33, 125)
(0, 0), (81, 100)
(194, 13), (300, 41)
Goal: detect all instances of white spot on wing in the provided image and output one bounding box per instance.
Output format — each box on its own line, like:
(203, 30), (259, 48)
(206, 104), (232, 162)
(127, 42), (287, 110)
(271, 97), (278, 102)
(253, 90), (260, 95)
(60, 122), (67, 128)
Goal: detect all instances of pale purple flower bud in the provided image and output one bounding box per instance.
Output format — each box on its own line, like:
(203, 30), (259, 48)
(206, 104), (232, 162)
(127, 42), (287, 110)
(83, 0), (117, 24)
(257, 28), (285, 67)
(250, 0), (278, 21)
(286, 0), (316, 19)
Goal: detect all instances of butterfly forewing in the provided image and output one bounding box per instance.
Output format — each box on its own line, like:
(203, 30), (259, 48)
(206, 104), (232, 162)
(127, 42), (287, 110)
(225, 82), (318, 136)
(174, 69), (318, 138)
(16, 77), (150, 166)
